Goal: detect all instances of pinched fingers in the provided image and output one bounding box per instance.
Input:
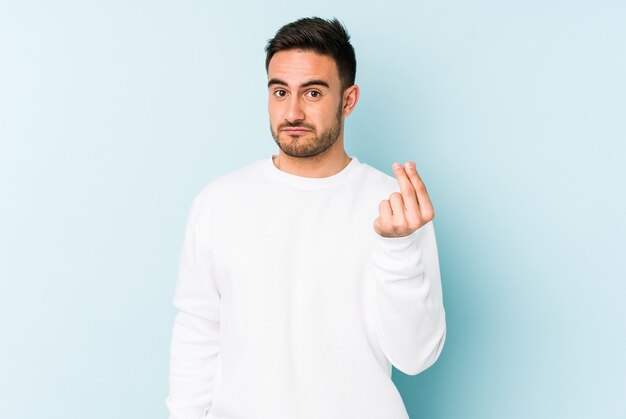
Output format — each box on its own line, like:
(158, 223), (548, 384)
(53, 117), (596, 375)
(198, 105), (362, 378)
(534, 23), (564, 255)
(374, 161), (436, 237)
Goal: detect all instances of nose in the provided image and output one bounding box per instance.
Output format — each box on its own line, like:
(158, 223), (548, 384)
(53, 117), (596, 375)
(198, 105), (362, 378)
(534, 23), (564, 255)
(285, 95), (305, 123)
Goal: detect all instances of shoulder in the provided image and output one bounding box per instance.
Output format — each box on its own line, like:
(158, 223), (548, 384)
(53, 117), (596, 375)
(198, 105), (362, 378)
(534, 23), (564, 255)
(357, 161), (400, 195)
(191, 158), (266, 206)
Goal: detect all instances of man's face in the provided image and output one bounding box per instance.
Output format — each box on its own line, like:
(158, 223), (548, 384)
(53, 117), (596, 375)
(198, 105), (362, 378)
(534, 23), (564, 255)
(267, 49), (345, 158)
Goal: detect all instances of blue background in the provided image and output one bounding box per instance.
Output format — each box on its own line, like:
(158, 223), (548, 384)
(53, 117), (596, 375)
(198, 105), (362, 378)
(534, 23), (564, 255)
(1, 1), (624, 418)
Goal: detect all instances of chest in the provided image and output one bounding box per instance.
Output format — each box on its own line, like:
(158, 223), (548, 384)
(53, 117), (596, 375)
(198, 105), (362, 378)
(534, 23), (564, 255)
(209, 188), (378, 307)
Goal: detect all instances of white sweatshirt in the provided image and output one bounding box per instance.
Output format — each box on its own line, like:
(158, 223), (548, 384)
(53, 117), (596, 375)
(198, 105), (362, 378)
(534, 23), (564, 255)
(166, 154), (446, 419)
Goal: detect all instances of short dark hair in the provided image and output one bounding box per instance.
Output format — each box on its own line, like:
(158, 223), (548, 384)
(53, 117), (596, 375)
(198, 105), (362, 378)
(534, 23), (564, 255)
(265, 17), (357, 92)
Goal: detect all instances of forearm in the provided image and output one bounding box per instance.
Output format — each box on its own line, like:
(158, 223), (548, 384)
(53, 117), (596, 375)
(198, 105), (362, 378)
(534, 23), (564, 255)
(166, 310), (220, 419)
(370, 221), (446, 376)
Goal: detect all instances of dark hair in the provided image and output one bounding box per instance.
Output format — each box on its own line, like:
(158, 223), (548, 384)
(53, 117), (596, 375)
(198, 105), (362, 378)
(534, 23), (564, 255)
(265, 17), (357, 92)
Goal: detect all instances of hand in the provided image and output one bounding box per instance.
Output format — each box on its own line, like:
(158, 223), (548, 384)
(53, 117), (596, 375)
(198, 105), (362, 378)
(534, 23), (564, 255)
(373, 161), (435, 238)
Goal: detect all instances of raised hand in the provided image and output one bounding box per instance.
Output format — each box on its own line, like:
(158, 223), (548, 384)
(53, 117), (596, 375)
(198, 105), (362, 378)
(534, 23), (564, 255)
(373, 161), (435, 238)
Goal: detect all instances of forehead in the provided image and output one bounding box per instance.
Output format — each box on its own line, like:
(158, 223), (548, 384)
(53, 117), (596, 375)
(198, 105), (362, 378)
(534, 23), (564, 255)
(267, 49), (340, 87)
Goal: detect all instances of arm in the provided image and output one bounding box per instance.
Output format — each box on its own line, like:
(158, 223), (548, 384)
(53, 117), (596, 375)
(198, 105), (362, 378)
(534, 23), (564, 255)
(371, 221), (446, 375)
(371, 161), (446, 375)
(166, 191), (222, 419)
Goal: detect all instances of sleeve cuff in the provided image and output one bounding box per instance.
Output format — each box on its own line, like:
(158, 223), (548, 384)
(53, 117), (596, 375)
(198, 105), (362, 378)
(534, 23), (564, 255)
(371, 229), (423, 280)
(373, 230), (419, 253)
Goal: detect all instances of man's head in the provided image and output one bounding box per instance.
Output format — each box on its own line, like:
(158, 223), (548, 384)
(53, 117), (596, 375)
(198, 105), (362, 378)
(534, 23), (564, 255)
(265, 17), (357, 93)
(265, 17), (359, 159)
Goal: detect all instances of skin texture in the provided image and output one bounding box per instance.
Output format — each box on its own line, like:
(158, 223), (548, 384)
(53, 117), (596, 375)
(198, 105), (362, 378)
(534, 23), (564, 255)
(266, 49), (434, 238)
(374, 161), (435, 238)
(267, 49), (357, 178)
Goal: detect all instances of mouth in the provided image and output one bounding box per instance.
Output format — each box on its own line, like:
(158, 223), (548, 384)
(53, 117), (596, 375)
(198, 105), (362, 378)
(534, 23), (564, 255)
(282, 128), (311, 135)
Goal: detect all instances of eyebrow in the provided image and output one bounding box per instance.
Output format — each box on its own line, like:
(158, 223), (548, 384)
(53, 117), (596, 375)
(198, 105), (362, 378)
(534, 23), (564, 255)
(267, 78), (330, 89)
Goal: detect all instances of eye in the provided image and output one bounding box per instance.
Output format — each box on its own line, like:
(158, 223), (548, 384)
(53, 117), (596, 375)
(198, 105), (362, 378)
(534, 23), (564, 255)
(273, 89), (287, 98)
(306, 90), (321, 99)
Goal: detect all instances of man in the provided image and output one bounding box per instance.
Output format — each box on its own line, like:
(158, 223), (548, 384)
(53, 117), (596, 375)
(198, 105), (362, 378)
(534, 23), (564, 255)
(166, 17), (446, 419)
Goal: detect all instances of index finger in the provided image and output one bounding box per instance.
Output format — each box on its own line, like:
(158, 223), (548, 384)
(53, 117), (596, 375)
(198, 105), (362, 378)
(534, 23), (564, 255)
(404, 161), (434, 217)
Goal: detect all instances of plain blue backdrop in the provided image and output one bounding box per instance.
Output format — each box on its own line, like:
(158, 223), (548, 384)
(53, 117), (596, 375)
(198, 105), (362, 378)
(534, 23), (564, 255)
(1, 1), (624, 418)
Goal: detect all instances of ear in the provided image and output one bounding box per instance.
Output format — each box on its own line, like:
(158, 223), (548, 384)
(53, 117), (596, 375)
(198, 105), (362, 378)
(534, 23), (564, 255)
(341, 84), (360, 117)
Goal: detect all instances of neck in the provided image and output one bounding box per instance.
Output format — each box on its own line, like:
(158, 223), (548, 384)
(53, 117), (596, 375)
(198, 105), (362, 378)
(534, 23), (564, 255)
(272, 138), (351, 178)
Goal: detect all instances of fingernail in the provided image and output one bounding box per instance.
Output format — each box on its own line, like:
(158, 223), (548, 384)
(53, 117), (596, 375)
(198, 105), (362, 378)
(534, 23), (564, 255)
(392, 162), (402, 170)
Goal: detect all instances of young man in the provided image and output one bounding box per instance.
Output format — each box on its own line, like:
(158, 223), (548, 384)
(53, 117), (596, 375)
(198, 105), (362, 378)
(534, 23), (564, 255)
(166, 17), (446, 419)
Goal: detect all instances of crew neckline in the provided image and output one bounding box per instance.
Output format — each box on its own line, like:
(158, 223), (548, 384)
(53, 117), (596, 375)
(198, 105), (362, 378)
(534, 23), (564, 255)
(262, 154), (361, 190)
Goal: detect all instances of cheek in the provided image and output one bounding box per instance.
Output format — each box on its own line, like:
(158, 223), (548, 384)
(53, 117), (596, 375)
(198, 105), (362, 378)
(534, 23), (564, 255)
(268, 102), (286, 120)
(312, 106), (334, 124)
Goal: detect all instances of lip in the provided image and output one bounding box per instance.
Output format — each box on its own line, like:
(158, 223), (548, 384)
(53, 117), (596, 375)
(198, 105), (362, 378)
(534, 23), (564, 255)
(282, 128), (311, 134)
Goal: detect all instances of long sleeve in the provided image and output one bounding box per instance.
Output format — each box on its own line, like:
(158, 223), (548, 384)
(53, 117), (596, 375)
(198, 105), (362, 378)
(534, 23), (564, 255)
(166, 191), (222, 419)
(370, 220), (446, 376)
